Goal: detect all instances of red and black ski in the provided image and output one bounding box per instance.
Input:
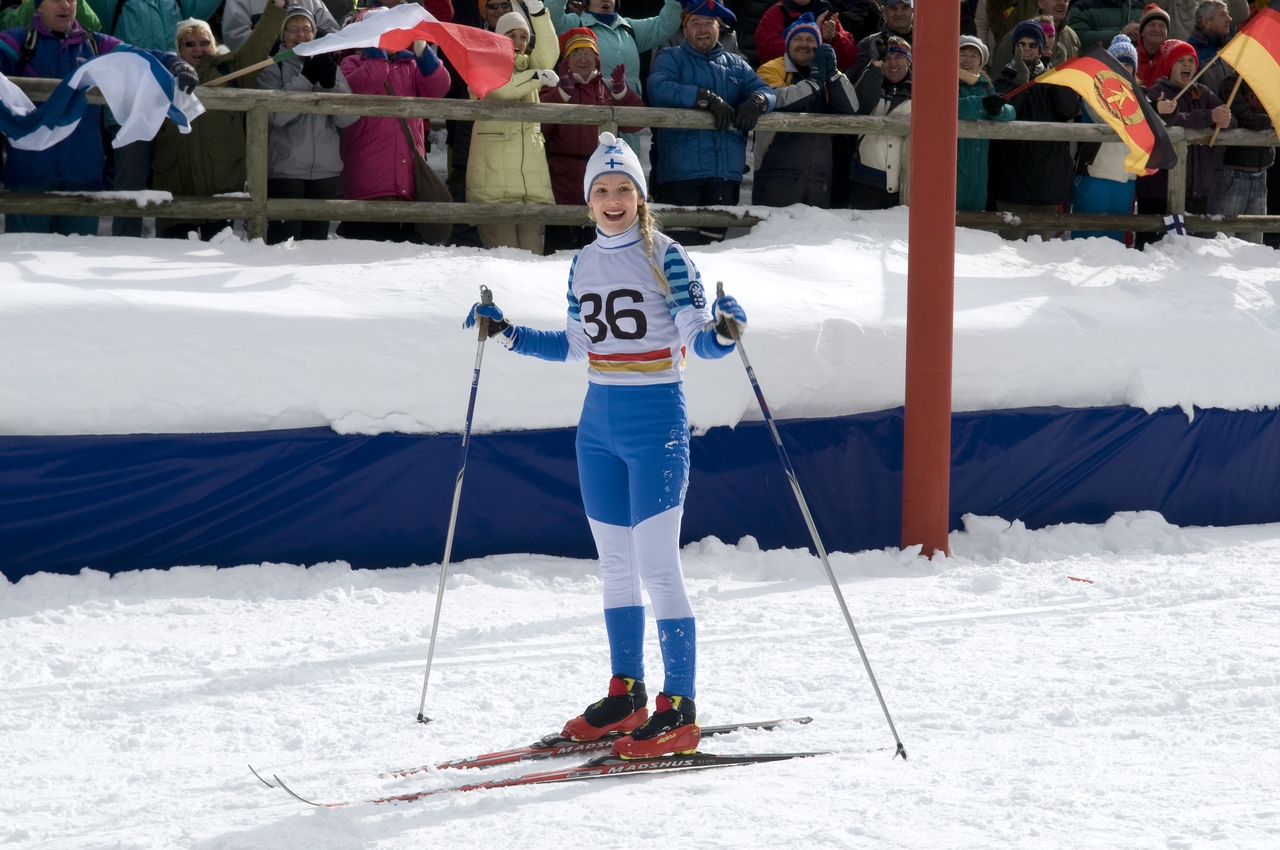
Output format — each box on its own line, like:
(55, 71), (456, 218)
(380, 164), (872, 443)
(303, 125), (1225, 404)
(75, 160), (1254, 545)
(276, 750), (827, 808)
(383, 716), (813, 777)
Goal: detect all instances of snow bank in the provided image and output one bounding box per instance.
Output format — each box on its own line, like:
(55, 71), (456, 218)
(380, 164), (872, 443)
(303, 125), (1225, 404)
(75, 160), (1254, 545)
(3, 510), (1258, 619)
(2, 207), (1278, 437)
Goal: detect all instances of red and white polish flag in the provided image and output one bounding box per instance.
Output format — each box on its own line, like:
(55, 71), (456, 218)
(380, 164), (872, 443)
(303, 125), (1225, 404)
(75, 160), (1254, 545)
(292, 4), (515, 98)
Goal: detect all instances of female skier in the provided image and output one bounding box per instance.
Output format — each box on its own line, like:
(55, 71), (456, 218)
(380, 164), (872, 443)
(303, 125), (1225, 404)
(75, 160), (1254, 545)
(463, 132), (748, 759)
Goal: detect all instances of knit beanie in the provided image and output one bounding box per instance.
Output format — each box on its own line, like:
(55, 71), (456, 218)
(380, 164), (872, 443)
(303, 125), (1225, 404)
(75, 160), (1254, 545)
(496, 11), (530, 35)
(1108, 33), (1139, 71)
(584, 131), (647, 202)
(559, 26), (598, 58)
(785, 12), (823, 48)
(1139, 3), (1171, 33)
(283, 6), (316, 30)
(1153, 38), (1197, 81)
(175, 17), (217, 50)
(959, 34), (988, 67)
(1011, 19), (1047, 51)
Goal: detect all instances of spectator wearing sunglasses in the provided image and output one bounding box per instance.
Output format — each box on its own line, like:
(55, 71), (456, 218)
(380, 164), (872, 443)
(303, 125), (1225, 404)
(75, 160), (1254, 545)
(222, 0), (338, 49)
(150, 0), (288, 240)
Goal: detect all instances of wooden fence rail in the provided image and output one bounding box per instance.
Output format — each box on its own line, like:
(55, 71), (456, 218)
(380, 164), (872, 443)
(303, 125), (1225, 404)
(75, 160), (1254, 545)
(3, 78), (1278, 238)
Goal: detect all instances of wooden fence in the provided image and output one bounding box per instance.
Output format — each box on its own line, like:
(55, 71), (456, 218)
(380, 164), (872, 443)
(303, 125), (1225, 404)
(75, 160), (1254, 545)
(2, 78), (1279, 238)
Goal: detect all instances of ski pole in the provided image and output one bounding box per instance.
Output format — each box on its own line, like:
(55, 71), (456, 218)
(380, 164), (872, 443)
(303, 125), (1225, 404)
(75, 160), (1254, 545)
(716, 282), (908, 760)
(417, 285), (494, 725)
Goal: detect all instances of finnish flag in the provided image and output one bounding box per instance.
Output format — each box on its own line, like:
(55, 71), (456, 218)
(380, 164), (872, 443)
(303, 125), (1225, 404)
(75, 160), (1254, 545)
(0, 50), (204, 152)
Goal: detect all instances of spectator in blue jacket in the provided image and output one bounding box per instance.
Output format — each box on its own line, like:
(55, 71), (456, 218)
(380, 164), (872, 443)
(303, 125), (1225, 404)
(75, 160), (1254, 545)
(0, 0), (197, 236)
(647, 0), (774, 243)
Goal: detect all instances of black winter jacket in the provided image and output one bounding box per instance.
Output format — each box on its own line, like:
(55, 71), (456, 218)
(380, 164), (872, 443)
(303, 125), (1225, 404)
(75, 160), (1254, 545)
(728, 0), (777, 66)
(987, 59), (1079, 206)
(1218, 75), (1275, 174)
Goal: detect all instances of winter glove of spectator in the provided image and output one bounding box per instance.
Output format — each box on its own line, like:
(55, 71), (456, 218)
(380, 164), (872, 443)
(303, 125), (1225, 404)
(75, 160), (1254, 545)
(170, 60), (199, 94)
(558, 72), (578, 93)
(464, 302), (514, 342)
(868, 36), (887, 62)
(609, 63), (628, 95)
(733, 91), (768, 133)
(1013, 54), (1030, 86)
(712, 295), (747, 346)
(524, 0), (545, 13)
(810, 43), (837, 82)
(695, 87), (735, 131)
(301, 52), (338, 88)
(982, 93), (1006, 116)
(534, 68), (560, 87)
(361, 47), (389, 60)
(415, 45), (441, 77)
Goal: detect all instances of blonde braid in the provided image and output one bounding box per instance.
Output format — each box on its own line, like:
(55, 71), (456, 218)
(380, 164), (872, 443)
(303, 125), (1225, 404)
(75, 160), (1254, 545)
(639, 202), (669, 295)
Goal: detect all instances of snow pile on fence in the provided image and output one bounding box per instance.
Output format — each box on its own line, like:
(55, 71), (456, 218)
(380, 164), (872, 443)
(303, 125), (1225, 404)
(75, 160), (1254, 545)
(1, 206), (1278, 437)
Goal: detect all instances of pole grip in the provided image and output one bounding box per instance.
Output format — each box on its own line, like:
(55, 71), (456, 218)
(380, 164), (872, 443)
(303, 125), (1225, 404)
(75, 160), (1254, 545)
(478, 285), (493, 341)
(714, 280), (738, 339)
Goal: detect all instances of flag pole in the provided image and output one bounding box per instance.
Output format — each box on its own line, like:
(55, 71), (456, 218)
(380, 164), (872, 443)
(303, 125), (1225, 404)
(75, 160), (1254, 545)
(200, 51), (295, 88)
(1209, 74), (1243, 146)
(1171, 53), (1220, 101)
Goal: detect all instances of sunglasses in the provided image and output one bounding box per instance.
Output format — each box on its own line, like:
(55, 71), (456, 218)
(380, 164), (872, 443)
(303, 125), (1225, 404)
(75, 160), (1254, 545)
(182, 39), (212, 47)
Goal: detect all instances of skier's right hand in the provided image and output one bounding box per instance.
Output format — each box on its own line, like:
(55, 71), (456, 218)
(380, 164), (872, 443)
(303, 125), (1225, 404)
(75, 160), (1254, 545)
(464, 302), (512, 339)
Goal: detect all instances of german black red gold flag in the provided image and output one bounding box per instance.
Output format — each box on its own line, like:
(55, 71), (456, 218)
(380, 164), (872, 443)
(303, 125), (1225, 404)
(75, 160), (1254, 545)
(1219, 0), (1280, 130)
(1036, 46), (1178, 175)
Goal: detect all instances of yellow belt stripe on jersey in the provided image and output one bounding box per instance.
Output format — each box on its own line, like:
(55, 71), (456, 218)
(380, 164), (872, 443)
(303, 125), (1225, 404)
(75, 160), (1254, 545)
(588, 358), (675, 373)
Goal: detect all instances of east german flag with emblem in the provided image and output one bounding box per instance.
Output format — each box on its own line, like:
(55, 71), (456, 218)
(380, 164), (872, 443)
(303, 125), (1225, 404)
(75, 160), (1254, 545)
(1036, 46), (1177, 175)
(1218, 0), (1280, 131)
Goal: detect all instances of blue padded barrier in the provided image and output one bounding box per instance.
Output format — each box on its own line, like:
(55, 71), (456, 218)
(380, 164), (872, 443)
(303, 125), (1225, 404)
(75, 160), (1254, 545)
(2, 405), (1278, 580)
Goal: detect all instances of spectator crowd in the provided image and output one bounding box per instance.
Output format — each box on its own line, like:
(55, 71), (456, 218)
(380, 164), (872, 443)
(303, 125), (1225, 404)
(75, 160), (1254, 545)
(0, 0), (1275, 248)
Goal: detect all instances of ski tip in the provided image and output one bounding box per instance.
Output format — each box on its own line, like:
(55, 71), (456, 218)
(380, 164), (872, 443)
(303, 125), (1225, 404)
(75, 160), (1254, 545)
(248, 764), (276, 789)
(274, 774), (323, 807)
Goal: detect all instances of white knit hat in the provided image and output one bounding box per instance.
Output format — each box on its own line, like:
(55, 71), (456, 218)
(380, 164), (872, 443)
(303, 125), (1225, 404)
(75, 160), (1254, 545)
(175, 18), (216, 51)
(583, 132), (646, 201)
(495, 11), (530, 35)
(959, 34), (988, 68)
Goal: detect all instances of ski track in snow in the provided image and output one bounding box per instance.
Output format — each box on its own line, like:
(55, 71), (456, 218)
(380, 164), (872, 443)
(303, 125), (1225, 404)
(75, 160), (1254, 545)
(2, 512), (1279, 849)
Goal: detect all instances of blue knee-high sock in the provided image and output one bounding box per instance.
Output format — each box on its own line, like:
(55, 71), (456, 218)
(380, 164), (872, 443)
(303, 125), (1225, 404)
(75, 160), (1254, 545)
(657, 617), (696, 698)
(603, 606), (645, 681)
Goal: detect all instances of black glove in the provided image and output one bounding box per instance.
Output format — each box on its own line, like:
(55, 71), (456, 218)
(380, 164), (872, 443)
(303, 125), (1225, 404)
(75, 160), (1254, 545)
(868, 36), (887, 62)
(982, 93), (1006, 117)
(170, 60), (199, 94)
(733, 91), (768, 133)
(695, 87), (736, 132)
(810, 43), (837, 82)
(301, 52), (338, 89)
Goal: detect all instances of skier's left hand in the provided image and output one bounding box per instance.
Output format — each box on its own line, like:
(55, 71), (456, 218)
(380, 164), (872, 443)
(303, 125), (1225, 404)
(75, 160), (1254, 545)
(464, 302), (512, 338)
(713, 295), (746, 345)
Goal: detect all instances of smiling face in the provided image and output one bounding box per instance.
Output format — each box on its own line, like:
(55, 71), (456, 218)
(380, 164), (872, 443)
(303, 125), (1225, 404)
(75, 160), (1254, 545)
(484, 0), (513, 28)
(959, 44), (982, 73)
(684, 14), (720, 53)
(884, 52), (909, 83)
(506, 26), (530, 54)
(1141, 19), (1167, 53)
(1170, 53), (1196, 84)
(788, 31), (818, 67)
(567, 45), (597, 77)
(281, 14), (315, 51)
(177, 26), (214, 65)
(589, 173), (640, 235)
(1016, 36), (1040, 62)
(1037, 0), (1067, 24)
(38, 0), (76, 33)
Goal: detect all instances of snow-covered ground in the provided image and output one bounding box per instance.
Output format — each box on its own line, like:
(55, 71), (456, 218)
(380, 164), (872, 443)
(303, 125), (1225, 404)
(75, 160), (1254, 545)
(3, 511), (1278, 849)
(2, 208), (1279, 437)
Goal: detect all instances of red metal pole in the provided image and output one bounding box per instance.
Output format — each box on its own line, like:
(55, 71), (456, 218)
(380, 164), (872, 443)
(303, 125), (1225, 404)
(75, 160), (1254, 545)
(901, 0), (958, 556)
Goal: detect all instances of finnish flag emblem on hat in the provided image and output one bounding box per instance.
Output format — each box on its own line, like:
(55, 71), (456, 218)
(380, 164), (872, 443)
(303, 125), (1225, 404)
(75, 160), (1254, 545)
(583, 132), (648, 201)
